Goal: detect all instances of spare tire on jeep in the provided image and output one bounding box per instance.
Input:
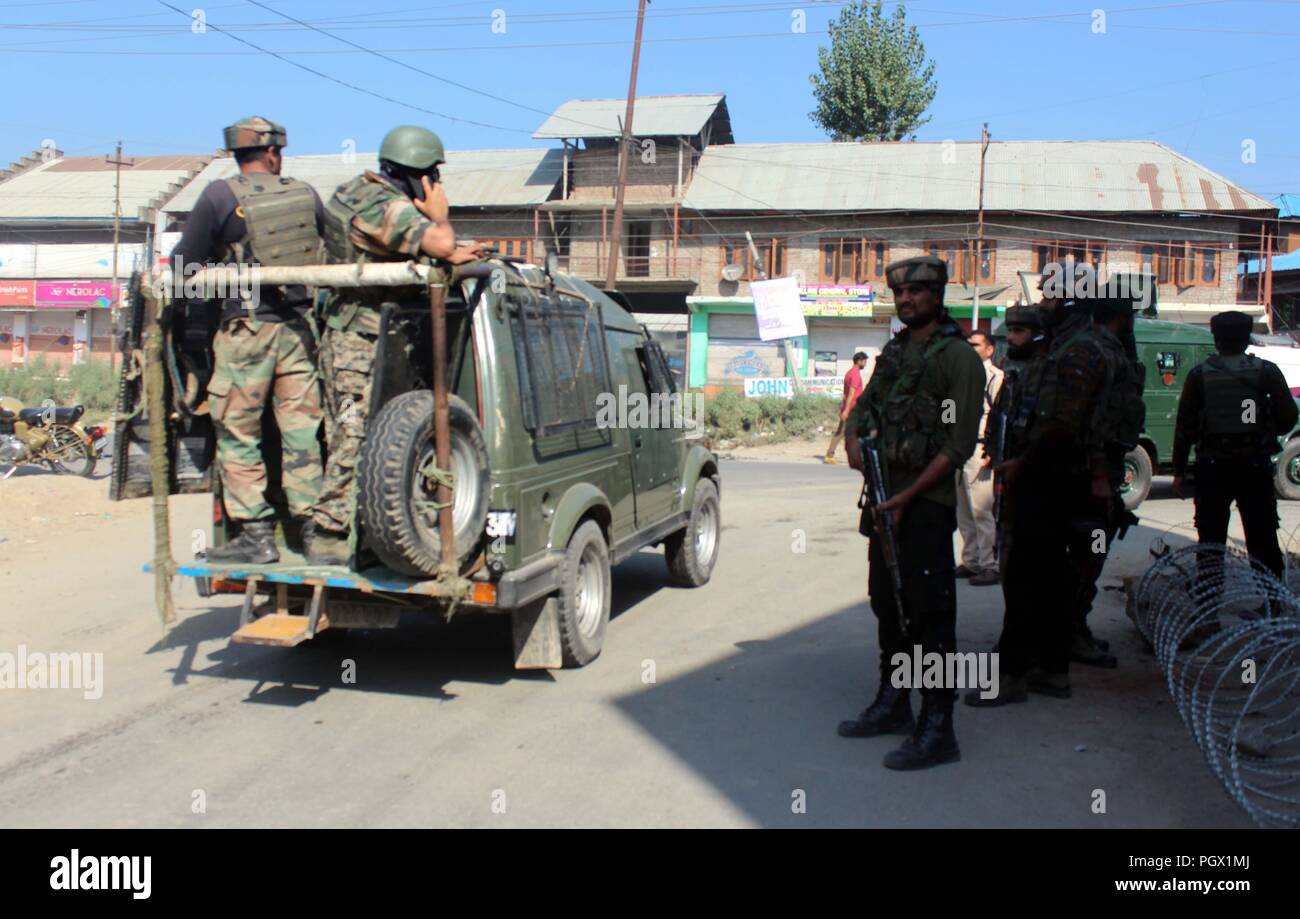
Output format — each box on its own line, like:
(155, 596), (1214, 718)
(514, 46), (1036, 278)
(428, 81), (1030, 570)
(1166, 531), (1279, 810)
(358, 390), (490, 577)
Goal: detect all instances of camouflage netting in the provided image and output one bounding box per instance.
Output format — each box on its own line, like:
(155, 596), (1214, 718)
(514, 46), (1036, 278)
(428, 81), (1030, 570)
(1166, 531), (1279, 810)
(1129, 544), (1300, 829)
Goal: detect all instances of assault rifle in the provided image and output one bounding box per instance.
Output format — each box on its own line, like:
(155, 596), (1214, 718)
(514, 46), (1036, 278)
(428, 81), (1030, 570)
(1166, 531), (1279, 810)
(857, 434), (911, 637)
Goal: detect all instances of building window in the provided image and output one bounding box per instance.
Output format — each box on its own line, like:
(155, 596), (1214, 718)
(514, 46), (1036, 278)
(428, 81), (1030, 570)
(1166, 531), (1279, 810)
(1190, 244), (1222, 287)
(723, 237), (786, 281)
(483, 238), (533, 261)
(819, 238), (890, 284)
(925, 240), (996, 284)
(1032, 240), (1105, 275)
(1135, 241), (1219, 287)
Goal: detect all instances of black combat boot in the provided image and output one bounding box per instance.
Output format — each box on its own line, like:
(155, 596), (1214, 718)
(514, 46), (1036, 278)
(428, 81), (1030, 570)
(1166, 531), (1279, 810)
(303, 521), (350, 567)
(883, 692), (961, 770)
(837, 681), (914, 738)
(964, 673), (1028, 707)
(1070, 628), (1117, 669)
(206, 520), (279, 565)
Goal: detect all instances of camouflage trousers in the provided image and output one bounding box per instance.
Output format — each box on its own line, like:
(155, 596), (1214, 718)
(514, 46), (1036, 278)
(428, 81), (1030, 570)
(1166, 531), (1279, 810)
(209, 317), (323, 522)
(311, 323), (380, 535)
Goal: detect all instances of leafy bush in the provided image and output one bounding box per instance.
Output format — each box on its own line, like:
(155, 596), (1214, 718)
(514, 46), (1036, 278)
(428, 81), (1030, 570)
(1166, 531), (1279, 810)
(0, 357), (117, 417)
(701, 388), (841, 442)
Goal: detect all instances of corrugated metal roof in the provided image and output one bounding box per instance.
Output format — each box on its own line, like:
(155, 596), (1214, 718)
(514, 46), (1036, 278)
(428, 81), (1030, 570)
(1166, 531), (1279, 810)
(0, 156), (209, 221)
(681, 141), (1274, 214)
(534, 94), (731, 141)
(162, 148), (563, 214)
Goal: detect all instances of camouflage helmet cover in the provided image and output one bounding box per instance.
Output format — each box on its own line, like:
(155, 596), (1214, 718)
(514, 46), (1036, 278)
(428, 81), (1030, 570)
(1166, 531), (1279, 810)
(378, 125), (446, 170)
(223, 116), (288, 152)
(885, 255), (948, 290)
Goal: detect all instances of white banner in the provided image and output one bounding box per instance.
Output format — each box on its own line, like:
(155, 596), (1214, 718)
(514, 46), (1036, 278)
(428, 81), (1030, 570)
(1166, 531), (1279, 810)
(751, 276), (807, 342)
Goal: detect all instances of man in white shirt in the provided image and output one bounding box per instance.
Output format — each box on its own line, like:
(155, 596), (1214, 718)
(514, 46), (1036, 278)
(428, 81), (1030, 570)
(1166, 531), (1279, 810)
(955, 330), (1005, 585)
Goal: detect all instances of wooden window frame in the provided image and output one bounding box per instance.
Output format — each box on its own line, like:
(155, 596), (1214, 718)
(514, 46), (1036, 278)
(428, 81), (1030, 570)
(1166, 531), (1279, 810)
(1135, 241), (1220, 287)
(925, 240), (996, 285)
(1033, 239), (1104, 275)
(722, 237), (787, 281)
(483, 238), (533, 262)
(819, 237), (890, 285)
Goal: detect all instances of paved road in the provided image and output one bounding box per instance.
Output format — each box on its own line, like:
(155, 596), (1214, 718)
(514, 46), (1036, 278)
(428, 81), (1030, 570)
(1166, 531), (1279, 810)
(1, 458), (1288, 827)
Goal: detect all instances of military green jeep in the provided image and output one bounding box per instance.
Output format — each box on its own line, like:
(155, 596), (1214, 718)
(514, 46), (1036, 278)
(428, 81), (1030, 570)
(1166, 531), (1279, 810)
(113, 258), (721, 669)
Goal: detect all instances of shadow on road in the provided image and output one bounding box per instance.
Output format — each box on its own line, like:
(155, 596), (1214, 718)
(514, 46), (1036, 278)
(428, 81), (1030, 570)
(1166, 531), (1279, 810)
(146, 548), (674, 705)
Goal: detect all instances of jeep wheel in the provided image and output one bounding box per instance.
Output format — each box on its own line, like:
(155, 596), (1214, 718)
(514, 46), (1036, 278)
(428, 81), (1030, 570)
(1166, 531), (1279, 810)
(665, 478), (720, 587)
(554, 520), (612, 668)
(358, 391), (490, 577)
(1275, 439), (1300, 500)
(1121, 448), (1152, 511)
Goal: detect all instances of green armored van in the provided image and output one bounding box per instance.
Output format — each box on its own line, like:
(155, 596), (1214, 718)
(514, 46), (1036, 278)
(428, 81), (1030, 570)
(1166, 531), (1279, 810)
(113, 257), (721, 669)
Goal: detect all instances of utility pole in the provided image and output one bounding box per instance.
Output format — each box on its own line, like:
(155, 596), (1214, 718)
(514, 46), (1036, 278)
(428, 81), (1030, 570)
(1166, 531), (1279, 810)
(605, 0), (649, 290)
(107, 142), (134, 375)
(972, 123), (989, 329)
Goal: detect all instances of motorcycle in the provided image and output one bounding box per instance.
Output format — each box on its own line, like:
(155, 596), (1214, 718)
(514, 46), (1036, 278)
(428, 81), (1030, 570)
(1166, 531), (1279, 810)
(0, 397), (98, 479)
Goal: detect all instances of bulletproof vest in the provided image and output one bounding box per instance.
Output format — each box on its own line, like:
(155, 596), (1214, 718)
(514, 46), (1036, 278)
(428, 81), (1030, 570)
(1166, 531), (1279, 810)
(1035, 311), (1112, 451)
(323, 174), (403, 265)
(1201, 353), (1267, 437)
(322, 174), (418, 335)
(1007, 355), (1045, 457)
(866, 319), (965, 473)
(1095, 327), (1143, 453)
(223, 175), (320, 267)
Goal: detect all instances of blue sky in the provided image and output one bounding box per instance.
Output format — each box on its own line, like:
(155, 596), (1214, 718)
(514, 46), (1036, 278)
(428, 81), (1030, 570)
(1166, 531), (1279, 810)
(0, 0), (1295, 198)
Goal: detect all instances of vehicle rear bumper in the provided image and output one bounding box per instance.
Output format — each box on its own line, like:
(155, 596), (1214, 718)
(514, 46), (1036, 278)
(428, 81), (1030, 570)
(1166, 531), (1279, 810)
(494, 551), (564, 609)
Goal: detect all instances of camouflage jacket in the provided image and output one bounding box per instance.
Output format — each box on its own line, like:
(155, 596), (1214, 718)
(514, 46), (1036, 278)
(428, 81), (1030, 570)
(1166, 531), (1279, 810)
(321, 171), (432, 335)
(1093, 325), (1145, 483)
(849, 317), (986, 506)
(1025, 309), (1114, 473)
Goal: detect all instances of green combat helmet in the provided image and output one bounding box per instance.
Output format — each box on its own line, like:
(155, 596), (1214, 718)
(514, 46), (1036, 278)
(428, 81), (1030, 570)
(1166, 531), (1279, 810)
(378, 125), (446, 170)
(223, 116), (288, 152)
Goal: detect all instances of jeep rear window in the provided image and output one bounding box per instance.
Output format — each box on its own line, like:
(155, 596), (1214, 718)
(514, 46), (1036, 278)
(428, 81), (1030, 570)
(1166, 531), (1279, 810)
(510, 294), (613, 437)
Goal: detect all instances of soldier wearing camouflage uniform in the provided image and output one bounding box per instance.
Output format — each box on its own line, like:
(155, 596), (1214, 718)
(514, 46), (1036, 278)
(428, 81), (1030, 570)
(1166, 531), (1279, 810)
(986, 263), (1116, 701)
(170, 116), (326, 565)
(1067, 295), (1146, 668)
(840, 256), (986, 771)
(306, 126), (483, 565)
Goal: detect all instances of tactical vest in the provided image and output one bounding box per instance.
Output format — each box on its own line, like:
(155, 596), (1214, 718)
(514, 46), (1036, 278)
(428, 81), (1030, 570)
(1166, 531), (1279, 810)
(222, 175), (320, 266)
(322, 174), (403, 265)
(1007, 356), (1045, 458)
(1034, 314), (1112, 452)
(1201, 354), (1267, 437)
(321, 174), (420, 335)
(1095, 327), (1143, 454)
(867, 320), (965, 473)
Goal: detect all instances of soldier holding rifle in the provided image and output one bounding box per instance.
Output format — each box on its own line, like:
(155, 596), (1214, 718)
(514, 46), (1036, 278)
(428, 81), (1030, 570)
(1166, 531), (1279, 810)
(842, 256), (985, 771)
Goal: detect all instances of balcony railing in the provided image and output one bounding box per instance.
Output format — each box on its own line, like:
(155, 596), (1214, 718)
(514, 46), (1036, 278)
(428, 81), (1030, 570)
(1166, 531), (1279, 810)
(563, 254), (702, 283)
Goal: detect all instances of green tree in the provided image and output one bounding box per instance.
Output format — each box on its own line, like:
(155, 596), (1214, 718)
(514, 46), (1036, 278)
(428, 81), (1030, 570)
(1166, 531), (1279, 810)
(810, 0), (938, 142)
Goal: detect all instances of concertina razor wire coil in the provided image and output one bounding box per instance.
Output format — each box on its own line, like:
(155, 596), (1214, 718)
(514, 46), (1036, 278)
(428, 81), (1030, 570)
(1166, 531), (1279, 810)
(1129, 543), (1300, 829)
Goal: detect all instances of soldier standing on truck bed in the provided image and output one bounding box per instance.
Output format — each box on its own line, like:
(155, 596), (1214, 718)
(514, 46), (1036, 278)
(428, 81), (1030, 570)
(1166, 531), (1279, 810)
(170, 116), (327, 565)
(986, 263), (1116, 701)
(306, 125), (484, 566)
(1172, 310), (1297, 580)
(841, 255), (985, 771)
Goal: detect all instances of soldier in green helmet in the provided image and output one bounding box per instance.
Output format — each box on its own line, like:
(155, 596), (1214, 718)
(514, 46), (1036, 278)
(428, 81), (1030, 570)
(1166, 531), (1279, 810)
(306, 125), (484, 565)
(169, 116), (327, 565)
